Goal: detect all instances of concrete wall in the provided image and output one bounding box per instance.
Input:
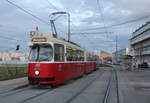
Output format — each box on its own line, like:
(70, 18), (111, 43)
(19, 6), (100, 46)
(0, 64), (27, 81)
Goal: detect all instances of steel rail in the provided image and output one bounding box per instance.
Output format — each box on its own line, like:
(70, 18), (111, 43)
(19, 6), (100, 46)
(0, 85), (32, 99)
(20, 71), (104, 103)
(19, 88), (54, 103)
(0, 85), (53, 100)
(66, 70), (105, 103)
(102, 70), (113, 103)
(114, 69), (120, 103)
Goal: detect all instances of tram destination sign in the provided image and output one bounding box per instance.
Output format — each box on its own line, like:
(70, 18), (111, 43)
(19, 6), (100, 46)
(32, 38), (47, 42)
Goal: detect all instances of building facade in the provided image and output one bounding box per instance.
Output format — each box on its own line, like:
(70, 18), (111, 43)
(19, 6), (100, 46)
(99, 51), (112, 64)
(112, 48), (129, 64)
(117, 48), (128, 61)
(130, 21), (150, 67)
(0, 51), (28, 64)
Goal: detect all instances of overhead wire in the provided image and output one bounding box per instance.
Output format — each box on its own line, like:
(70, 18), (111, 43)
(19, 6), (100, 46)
(0, 35), (27, 51)
(71, 31), (113, 35)
(46, 0), (77, 28)
(3, 0), (51, 44)
(4, 0), (65, 42)
(72, 0), (113, 50)
(1, 0), (63, 51)
(5, 0), (50, 25)
(45, 0), (69, 34)
(0, 35), (27, 42)
(3, 0), (114, 51)
(45, 0), (59, 11)
(96, 0), (109, 37)
(5, 0), (66, 37)
(45, 0), (81, 40)
(74, 13), (150, 31)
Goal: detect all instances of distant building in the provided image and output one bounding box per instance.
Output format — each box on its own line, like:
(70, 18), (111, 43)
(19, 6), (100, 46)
(100, 51), (112, 64)
(118, 48), (129, 55)
(112, 48), (129, 64)
(0, 51), (28, 64)
(130, 21), (150, 67)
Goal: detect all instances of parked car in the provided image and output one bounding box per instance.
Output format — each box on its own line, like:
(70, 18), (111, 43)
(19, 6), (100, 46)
(139, 62), (148, 68)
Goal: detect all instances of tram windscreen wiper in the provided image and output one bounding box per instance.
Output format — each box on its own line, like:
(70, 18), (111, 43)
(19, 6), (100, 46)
(38, 57), (50, 61)
(38, 46), (53, 61)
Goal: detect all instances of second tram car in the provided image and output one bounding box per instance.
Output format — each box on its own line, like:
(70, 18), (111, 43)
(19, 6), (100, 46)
(28, 31), (99, 85)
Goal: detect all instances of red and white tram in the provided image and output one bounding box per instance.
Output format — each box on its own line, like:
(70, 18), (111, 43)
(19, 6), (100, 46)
(28, 31), (99, 85)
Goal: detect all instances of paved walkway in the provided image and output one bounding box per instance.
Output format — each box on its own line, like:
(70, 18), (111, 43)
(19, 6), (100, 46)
(117, 71), (150, 103)
(0, 77), (28, 93)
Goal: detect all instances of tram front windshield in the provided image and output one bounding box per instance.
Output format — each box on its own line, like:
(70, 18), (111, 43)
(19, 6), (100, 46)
(29, 45), (53, 61)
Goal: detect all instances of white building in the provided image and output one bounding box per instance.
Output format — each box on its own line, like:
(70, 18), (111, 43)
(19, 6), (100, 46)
(130, 21), (150, 67)
(0, 51), (28, 63)
(112, 48), (129, 64)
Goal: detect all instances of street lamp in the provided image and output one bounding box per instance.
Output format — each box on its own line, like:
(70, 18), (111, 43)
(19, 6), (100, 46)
(50, 12), (70, 41)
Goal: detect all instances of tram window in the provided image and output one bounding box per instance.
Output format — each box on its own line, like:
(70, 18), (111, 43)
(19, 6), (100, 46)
(78, 50), (84, 61)
(29, 45), (53, 61)
(72, 49), (78, 61)
(66, 47), (73, 61)
(54, 44), (64, 62)
(38, 46), (53, 61)
(29, 46), (38, 61)
(81, 51), (84, 61)
(86, 53), (93, 61)
(66, 47), (77, 61)
(66, 47), (84, 61)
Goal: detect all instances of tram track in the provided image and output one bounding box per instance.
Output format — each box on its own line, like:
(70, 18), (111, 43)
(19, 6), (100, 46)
(19, 70), (105, 103)
(102, 69), (120, 103)
(0, 86), (32, 99)
(19, 88), (54, 103)
(66, 70), (105, 103)
(0, 84), (53, 99)
(102, 70), (113, 103)
(18, 71), (104, 103)
(0, 69), (105, 103)
(115, 70), (120, 103)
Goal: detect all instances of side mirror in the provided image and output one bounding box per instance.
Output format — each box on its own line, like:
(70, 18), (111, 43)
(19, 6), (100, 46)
(16, 45), (20, 51)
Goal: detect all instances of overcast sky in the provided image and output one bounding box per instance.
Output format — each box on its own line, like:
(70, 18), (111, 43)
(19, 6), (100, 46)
(0, 0), (150, 53)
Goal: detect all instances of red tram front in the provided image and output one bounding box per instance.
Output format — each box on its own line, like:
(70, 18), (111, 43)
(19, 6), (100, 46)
(28, 31), (99, 85)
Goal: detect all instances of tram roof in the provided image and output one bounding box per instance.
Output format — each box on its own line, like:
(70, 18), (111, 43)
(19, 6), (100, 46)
(30, 33), (84, 51)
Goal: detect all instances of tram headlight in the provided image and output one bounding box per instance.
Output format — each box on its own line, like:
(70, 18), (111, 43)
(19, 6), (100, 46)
(35, 70), (40, 75)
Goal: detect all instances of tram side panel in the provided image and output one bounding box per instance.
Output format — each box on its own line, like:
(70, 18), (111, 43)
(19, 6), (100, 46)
(52, 63), (69, 84)
(85, 62), (88, 74)
(75, 62), (85, 78)
(93, 62), (97, 70)
(28, 62), (97, 85)
(85, 62), (96, 73)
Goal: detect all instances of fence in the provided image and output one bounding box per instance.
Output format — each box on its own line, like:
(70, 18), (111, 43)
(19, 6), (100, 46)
(0, 64), (27, 81)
